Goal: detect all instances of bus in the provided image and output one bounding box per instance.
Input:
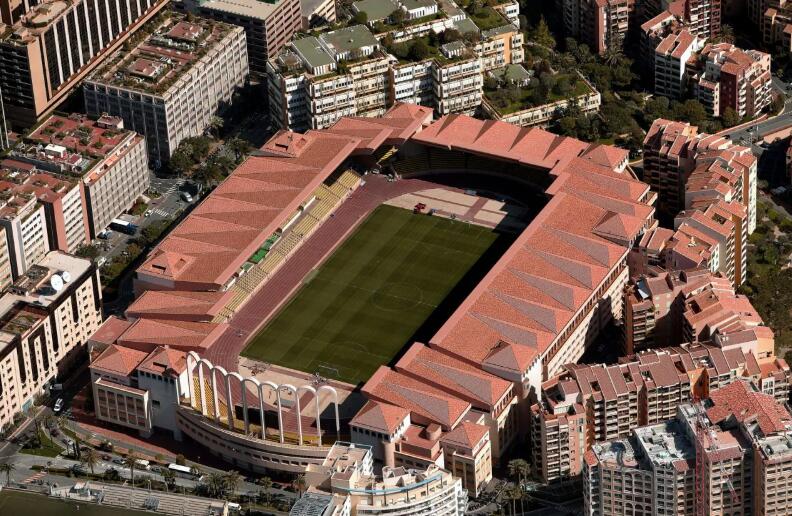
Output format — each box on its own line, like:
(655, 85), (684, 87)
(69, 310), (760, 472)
(109, 218), (138, 235)
(168, 463), (199, 479)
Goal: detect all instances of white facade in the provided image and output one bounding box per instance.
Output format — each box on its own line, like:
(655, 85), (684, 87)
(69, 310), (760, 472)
(0, 253), (101, 432)
(84, 24), (249, 162)
(0, 199), (50, 279)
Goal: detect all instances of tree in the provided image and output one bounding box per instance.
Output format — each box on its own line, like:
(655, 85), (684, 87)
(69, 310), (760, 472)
(441, 28), (461, 43)
(124, 451), (139, 487)
(0, 462), (14, 485)
(502, 483), (522, 516)
(225, 470), (242, 498)
(175, 454), (187, 466)
(206, 472), (227, 498)
(721, 107), (740, 128)
(226, 136), (252, 163)
(718, 24), (735, 44)
(207, 116), (224, 138)
(293, 475), (308, 497)
(532, 16), (555, 49)
(390, 8), (405, 25)
(409, 39), (430, 61)
(75, 244), (101, 260)
(82, 448), (99, 475)
(259, 476), (274, 506)
(353, 10), (368, 25)
(162, 468), (176, 492)
(507, 459), (529, 515)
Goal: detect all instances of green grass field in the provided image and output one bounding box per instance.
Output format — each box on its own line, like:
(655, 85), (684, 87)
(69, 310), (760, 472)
(243, 205), (500, 385)
(0, 490), (150, 515)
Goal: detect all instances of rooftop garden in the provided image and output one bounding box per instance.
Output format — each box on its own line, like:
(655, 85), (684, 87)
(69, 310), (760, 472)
(384, 29), (472, 64)
(484, 72), (592, 114)
(468, 5), (507, 30)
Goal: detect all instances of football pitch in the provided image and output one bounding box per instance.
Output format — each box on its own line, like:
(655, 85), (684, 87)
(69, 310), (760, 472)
(242, 205), (502, 385)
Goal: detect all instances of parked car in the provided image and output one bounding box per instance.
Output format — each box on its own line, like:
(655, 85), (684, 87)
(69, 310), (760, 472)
(101, 454), (112, 461)
(180, 192), (193, 203)
(53, 398), (64, 413)
(112, 458), (125, 465)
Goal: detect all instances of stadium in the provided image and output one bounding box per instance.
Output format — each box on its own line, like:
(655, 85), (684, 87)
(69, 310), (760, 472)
(121, 103), (655, 476)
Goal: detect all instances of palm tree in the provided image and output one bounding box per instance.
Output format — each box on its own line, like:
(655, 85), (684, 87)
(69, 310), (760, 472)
(207, 116), (224, 138)
(259, 476), (273, 506)
(190, 465), (202, 479)
(292, 475), (307, 498)
(123, 451), (139, 487)
(206, 472), (226, 498)
(42, 413), (56, 430)
(0, 462), (15, 486)
(503, 483), (522, 516)
(161, 468), (176, 492)
(82, 448), (99, 475)
(507, 459), (529, 514)
(225, 470), (242, 498)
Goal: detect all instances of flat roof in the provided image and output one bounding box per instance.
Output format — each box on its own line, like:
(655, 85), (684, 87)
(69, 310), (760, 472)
(87, 13), (237, 95)
(401, 0), (435, 9)
(489, 63), (531, 83)
(353, 0), (400, 20)
(197, 0), (283, 19)
(453, 17), (479, 35)
(321, 25), (379, 54)
(293, 36), (335, 68)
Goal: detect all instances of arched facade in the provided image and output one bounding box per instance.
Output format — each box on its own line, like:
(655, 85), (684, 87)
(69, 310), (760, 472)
(185, 352), (341, 447)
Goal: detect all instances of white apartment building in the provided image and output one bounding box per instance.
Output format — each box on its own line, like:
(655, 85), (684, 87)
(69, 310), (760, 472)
(10, 113), (149, 241)
(0, 253), (102, 432)
(654, 30), (704, 99)
(84, 14), (249, 163)
(291, 442), (468, 516)
(0, 194), (50, 280)
(268, 6), (523, 130)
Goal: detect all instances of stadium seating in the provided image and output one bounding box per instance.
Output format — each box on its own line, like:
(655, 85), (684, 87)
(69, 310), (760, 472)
(96, 482), (226, 515)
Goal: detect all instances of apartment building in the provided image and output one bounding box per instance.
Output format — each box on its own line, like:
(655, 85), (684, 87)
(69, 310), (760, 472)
(624, 268), (710, 353)
(353, 341), (516, 496)
(267, 1), (523, 131)
(643, 118), (758, 235)
(583, 380), (792, 516)
(0, 0), (168, 130)
(530, 343), (790, 484)
(0, 252), (101, 432)
(0, 173), (50, 279)
(654, 29), (704, 100)
(749, 0), (792, 51)
(90, 344), (189, 438)
(559, 0), (632, 54)
(692, 43), (772, 119)
(0, 160), (85, 257)
(300, 0), (336, 28)
(0, 87), (7, 151)
(292, 442), (468, 516)
(83, 14), (249, 162)
(175, 0), (301, 78)
(9, 113), (149, 242)
(624, 269), (774, 356)
(0, 228), (12, 292)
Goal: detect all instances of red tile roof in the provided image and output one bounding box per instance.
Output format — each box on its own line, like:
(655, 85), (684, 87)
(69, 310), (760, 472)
(91, 344), (148, 376)
(420, 115), (653, 373)
(440, 421), (489, 449)
(125, 290), (233, 321)
(349, 400), (410, 434)
(707, 381), (792, 435)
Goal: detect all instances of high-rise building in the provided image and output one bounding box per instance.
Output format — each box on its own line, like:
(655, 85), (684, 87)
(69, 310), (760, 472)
(4, 113), (149, 245)
(175, 0), (301, 79)
(292, 443), (468, 516)
(531, 342), (790, 484)
(0, 85), (8, 151)
(559, 0), (633, 54)
(0, 252), (102, 432)
(83, 13), (249, 162)
(653, 30), (704, 99)
(0, 0), (169, 129)
(643, 119), (758, 236)
(692, 43), (772, 119)
(583, 380), (792, 516)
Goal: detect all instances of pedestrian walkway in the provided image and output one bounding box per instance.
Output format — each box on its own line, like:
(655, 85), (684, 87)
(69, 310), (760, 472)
(23, 471), (47, 484)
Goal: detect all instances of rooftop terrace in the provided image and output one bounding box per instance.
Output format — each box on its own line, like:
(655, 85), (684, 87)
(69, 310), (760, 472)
(88, 13), (235, 94)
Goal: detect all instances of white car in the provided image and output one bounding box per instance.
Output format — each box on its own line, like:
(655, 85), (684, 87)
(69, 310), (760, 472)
(53, 398), (64, 413)
(144, 210), (152, 217)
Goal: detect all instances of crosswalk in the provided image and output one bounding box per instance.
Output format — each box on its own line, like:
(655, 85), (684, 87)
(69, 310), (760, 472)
(23, 471), (46, 484)
(159, 179), (185, 197)
(149, 208), (170, 217)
